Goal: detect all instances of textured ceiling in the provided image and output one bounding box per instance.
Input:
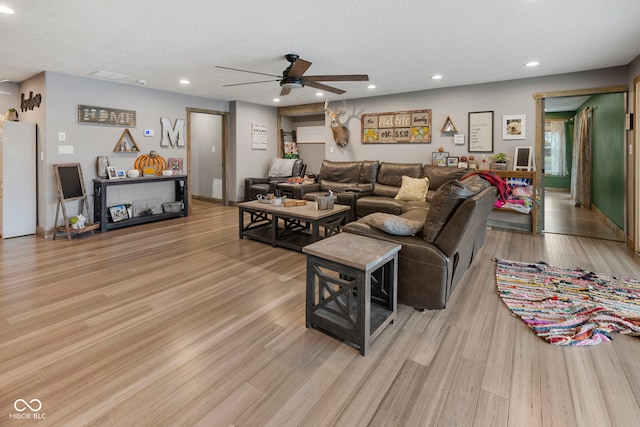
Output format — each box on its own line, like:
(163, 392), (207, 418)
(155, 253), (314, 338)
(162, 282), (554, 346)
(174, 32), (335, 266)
(1, 0), (639, 107)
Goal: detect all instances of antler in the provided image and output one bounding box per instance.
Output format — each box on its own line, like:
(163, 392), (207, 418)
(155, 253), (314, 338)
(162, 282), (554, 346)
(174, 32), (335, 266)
(337, 100), (347, 116)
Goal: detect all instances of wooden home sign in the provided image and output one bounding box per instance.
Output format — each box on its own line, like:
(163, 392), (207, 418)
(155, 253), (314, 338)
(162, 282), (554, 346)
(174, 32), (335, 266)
(78, 105), (137, 127)
(361, 109), (431, 143)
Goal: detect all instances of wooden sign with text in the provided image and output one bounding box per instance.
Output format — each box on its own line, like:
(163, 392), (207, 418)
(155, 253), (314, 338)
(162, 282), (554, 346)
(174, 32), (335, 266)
(361, 109), (431, 143)
(78, 105), (137, 127)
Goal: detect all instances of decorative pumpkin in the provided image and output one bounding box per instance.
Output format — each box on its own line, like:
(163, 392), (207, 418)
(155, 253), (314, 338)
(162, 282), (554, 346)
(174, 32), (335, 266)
(134, 151), (167, 176)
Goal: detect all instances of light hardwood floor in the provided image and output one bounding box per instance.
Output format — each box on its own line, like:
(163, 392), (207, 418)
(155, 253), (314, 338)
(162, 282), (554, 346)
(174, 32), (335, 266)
(1, 200), (640, 426)
(543, 188), (623, 241)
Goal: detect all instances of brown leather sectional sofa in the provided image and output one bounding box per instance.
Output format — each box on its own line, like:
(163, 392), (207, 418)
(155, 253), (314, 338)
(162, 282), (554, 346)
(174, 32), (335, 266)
(290, 160), (498, 310)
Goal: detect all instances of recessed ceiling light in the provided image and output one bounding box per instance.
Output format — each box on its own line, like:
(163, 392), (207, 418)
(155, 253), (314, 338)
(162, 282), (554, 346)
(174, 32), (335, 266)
(432, 75), (443, 80)
(0, 5), (15, 14)
(273, 98), (280, 102)
(179, 79), (190, 84)
(525, 61), (540, 67)
(0, 79), (8, 83)
(367, 84), (376, 89)
(315, 92), (323, 96)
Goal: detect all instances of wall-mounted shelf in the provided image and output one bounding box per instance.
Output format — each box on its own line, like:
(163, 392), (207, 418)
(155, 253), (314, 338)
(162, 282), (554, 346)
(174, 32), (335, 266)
(441, 115), (458, 133)
(113, 128), (140, 152)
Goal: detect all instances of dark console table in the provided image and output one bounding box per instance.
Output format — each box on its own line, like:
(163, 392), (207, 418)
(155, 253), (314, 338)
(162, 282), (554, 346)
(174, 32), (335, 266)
(93, 175), (188, 232)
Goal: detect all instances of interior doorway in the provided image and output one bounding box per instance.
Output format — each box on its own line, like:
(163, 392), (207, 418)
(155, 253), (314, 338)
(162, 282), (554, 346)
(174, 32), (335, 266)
(186, 108), (229, 210)
(534, 86), (628, 241)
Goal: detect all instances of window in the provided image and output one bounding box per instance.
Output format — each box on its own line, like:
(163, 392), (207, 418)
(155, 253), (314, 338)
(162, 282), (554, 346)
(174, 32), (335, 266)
(544, 120), (567, 176)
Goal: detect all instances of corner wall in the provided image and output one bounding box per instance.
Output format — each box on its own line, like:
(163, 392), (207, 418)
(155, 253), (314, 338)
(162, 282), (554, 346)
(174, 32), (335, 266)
(18, 71), (227, 235)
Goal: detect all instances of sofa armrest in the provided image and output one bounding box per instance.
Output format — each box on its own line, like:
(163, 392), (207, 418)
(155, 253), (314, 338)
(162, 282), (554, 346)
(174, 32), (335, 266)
(291, 183), (320, 199)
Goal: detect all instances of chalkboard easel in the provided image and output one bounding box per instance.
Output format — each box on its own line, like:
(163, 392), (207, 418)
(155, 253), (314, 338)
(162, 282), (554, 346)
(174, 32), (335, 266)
(53, 163), (99, 240)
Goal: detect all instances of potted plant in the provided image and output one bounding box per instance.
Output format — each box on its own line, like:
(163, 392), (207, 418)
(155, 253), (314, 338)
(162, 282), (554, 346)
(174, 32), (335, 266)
(490, 152), (509, 169)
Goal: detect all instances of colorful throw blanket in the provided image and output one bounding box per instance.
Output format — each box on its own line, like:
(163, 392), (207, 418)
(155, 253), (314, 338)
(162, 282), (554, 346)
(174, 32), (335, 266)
(495, 259), (640, 346)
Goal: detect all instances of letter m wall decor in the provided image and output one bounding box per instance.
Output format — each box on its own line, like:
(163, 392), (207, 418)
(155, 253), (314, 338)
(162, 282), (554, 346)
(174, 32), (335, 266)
(160, 117), (185, 147)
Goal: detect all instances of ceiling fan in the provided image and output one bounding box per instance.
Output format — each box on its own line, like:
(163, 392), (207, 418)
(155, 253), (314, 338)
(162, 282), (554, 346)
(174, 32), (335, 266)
(216, 54), (369, 96)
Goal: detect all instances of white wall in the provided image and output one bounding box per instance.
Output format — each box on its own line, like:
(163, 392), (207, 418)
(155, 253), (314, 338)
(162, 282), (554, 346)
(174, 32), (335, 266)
(323, 67), (629, 169)
(191, 112), (223, 199)
(18, 71), (227, 235)
(230, 101), (278, 201)
(0, 81), (20, 114)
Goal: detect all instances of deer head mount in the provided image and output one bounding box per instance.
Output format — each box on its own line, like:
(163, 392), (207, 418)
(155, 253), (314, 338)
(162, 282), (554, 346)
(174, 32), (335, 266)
(324, 100), (349, 147)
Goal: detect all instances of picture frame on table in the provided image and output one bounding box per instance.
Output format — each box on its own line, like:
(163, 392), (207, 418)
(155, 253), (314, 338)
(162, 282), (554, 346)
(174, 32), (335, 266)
(116, 169), (126, 178)
(432, 151), (449, 166)
(108, 204), (129, 223)
(503, 114), (526, 140)
(446, 157), (459, 167)
(106, 166), (118, 180)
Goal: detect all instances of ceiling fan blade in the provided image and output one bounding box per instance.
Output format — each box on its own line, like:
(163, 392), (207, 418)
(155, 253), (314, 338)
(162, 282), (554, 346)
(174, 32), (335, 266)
(304, 74), (369, 82)
(280, 87), (292, 96)
(215, 65), (281, 78)
(303, 81), (346, 95)
(223, 79), (280, 87)
(287, 59), (312, 78)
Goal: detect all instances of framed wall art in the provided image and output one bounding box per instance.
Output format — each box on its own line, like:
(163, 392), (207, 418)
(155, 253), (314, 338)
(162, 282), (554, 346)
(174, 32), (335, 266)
(503, 114), (526, 140)
(468, 111), (494, 152)
(362, 109), (431, 143)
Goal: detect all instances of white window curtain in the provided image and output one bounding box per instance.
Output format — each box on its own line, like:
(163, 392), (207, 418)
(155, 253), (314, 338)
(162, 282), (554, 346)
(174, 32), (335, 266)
(546, 120), (567, 176)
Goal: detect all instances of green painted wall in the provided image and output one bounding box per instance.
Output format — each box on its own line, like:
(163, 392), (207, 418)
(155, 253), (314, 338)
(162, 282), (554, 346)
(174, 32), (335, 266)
(544, 111), (574, 189)
(579, 93), (625, 228)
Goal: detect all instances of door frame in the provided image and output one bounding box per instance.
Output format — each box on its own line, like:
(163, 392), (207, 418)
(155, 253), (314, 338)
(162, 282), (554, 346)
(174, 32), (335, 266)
(533, 85), (628, 237)
(186, 107), (229, 211)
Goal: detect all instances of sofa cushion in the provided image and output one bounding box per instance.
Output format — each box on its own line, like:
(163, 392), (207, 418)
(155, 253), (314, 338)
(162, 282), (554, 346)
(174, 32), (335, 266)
(395, 176), (430, 201)
(376, 162), (423, 186)
(318, 160), (361, 184)
(359, 212), (424, 236)
(356, 196), (405, 217)
(423, 165), (467, 191)
(423, 179), (479, 242)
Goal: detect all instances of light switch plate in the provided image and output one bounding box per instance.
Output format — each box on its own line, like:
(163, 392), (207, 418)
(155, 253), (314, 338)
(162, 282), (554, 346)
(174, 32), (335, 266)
(58, 132), (66, 141)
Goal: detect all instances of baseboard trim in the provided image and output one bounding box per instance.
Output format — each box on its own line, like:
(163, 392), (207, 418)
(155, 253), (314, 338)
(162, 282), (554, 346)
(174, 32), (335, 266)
(592, 204), (625, 241)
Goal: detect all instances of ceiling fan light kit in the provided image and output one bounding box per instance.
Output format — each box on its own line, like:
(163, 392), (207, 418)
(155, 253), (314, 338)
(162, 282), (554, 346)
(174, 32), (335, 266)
(216, 53), (369, 96)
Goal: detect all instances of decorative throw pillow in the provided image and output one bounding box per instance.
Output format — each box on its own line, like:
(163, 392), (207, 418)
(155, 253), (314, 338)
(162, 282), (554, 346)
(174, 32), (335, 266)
(359, 212), (424, 236)
(394, 176), (430, 201)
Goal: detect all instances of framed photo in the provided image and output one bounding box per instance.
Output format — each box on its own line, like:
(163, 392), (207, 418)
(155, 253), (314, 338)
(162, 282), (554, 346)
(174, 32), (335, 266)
(116, 169), (126, 178)
(514, 146), (534, 170)
(503, 114), (526, 140)
(108, 204), (129, 222)
(106, 166), (118, 180)
(468, 111), (494, 152)
(446, 157), (459, 167)
(432, 151), (449, 166)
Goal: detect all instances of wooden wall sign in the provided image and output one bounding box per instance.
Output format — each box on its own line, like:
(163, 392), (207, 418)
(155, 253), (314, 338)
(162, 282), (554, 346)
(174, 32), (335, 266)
(21, 91), (42, 111)
(78, 105), (137, 127)
(361, 109), (431, 143)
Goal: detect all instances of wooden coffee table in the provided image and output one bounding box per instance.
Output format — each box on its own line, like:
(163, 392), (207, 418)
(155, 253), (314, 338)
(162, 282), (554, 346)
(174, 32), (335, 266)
(238, 200), (350, 252)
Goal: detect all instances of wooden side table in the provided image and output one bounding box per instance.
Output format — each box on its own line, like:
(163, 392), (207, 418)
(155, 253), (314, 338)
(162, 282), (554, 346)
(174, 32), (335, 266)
(303, 233), (401, 356)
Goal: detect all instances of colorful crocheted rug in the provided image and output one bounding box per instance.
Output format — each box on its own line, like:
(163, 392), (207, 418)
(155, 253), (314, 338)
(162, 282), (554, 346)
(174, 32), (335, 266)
(495, 259), (640, 346)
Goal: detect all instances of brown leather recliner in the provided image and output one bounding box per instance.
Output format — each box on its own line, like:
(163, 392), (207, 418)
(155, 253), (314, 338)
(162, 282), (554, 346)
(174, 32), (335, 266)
(244, 158), (305, 201)
(344, 177), (498, 310)
(292, 160), (380, 221)
(355, 162), (423, 217)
